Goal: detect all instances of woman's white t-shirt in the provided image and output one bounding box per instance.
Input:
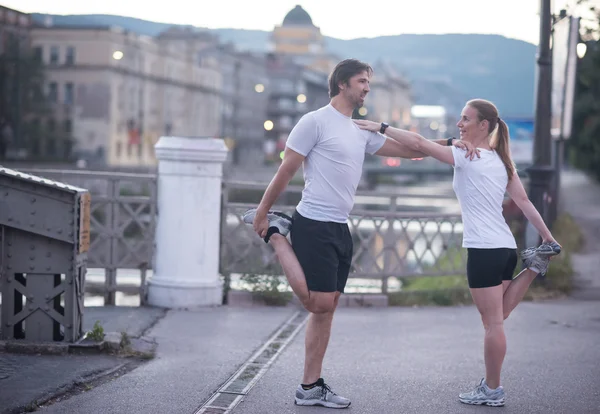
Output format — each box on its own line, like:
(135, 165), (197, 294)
(451, 146), (517, 249)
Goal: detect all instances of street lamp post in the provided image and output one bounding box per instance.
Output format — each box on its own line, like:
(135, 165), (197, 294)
(527, 0), (555, 241)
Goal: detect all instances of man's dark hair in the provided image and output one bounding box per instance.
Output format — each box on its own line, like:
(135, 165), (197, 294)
(328, 59), (373, 98)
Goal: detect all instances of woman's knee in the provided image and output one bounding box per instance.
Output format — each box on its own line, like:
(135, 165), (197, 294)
(482, 318), (505, 333)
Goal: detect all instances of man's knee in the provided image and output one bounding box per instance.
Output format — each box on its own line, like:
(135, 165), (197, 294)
(304, 293), (337, 314)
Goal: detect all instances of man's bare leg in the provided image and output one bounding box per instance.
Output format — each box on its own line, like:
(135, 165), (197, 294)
(269, 233), (310, 305)
(302, 292), (340, 384)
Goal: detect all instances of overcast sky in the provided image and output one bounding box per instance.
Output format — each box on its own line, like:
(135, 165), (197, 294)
(7, 0), (582, 45)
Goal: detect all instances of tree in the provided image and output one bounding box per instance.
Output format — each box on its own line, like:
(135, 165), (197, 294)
(569, 0), (600, 180)
(0, 36), (74, 162)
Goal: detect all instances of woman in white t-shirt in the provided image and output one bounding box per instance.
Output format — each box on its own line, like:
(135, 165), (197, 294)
(354, 98), (559, 408)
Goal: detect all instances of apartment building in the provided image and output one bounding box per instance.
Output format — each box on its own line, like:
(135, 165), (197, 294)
(30, 25), (222, 167)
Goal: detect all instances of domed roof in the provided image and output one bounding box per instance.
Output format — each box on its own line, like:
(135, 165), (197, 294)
(282, 5), (314, 26)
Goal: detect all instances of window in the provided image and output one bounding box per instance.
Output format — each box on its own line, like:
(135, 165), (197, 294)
(46, 138), (56, 157)
(50, 46), (59, 64)
(32, 83), (43, 100)
(34, 46), (43, 63)
(64, 83), (74, 105)
(64, 119), (72, 134)
(48, 83), (58, 103)
(65, 47), (75, 65)
(31, 138), (40, 156)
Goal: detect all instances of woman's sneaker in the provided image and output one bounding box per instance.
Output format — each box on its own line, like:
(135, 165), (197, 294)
(521, 241), (561, 260)
(520, 244), (554, 276)
(521, 252), (550, 276)
(241, 208), (293, 243)
(459, 378), (505, 407)
(294, 378), (351, 409)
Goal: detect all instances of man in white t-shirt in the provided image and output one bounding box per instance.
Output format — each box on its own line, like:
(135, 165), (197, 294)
(242, 59), (477, 408)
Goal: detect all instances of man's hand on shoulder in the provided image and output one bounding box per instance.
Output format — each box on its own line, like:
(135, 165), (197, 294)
(452, 139), (480, 160)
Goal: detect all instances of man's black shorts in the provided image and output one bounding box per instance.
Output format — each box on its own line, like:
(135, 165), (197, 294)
(466, 248), (518, 288)
(290, 210), (353, 293)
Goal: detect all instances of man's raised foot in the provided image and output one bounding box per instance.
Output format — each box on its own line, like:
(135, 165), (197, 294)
(242, 208), (293, 243)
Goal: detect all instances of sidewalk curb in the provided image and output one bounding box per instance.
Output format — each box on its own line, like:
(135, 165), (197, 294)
(5, 362), (131, 414)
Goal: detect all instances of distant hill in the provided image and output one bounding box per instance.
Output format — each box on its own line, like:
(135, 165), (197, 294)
(31, 13), (537, 118)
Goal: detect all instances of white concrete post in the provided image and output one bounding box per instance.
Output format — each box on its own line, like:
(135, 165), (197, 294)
(147, 136), (228, 308)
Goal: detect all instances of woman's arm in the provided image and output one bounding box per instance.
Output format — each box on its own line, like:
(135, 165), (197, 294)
(355, 120), (456, 165)
(506, 172), (556, 243)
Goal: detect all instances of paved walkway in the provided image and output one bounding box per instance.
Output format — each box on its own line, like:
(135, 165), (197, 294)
(18, 301), (600, 414)
(560, 168), (600, 299)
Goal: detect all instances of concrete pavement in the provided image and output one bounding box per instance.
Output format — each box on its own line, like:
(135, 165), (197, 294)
(233, 300), (600, 414)
(35, 306), (298, 414)
(0, 306), (166, 414)
(4, 300), (594, 414)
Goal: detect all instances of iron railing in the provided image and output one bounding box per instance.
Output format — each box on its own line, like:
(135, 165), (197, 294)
(13, 169), (157, 305)
(1, 170), (465, 304)
(220, 181), (465, 293)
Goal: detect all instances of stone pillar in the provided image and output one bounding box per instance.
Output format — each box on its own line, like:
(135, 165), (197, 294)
(147, 136), (228, 308)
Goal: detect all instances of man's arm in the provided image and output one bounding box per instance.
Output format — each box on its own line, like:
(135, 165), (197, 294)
(257, 147), (304, 214)
(253, 147), (304, 238)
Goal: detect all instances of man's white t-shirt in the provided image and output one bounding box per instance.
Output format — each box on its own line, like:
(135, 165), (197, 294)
(451, 146), (517, 249)
(286, 104), (386, 223)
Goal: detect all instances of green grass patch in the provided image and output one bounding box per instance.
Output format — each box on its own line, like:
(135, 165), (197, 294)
(388, 288), (473, 307)
(527, 213), (584, 298)
(401, 275), (468, 291)
(391, 246), (469, 306)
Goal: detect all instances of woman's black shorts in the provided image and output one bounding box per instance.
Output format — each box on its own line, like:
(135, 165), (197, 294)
(466, 248), (518, 288)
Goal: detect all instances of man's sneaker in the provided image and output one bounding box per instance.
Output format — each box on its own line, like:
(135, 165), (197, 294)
(459, 378), (506, 407)
(294, 378), (351, 409)
(241, 208), (293, 243)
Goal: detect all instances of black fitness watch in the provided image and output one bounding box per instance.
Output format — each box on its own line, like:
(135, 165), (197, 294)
(447, 137), (456, 146)
(380, 122), (389, 134)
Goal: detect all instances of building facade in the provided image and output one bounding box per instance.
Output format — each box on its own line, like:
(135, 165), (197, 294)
(198, 44), (270, 166)
(368, 62), (413, 129)
(30, 25), (222, 167)
(264, 54), (329, 161)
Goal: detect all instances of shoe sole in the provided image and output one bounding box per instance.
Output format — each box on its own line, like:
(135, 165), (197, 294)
(520, 248), (560, 261)
(271, 211), (293, 222)
(535, 249), (561, 256)
(459, 398), (505, 407)
(241, 210), (293, 225)
(294, 398), (351, 409)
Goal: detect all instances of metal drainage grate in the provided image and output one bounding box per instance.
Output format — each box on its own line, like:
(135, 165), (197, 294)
(202, 408), (227, 414)
(194, 310), (308, 414)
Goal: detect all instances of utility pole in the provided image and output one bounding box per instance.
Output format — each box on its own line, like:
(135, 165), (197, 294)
(527, 0), (554, 234)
